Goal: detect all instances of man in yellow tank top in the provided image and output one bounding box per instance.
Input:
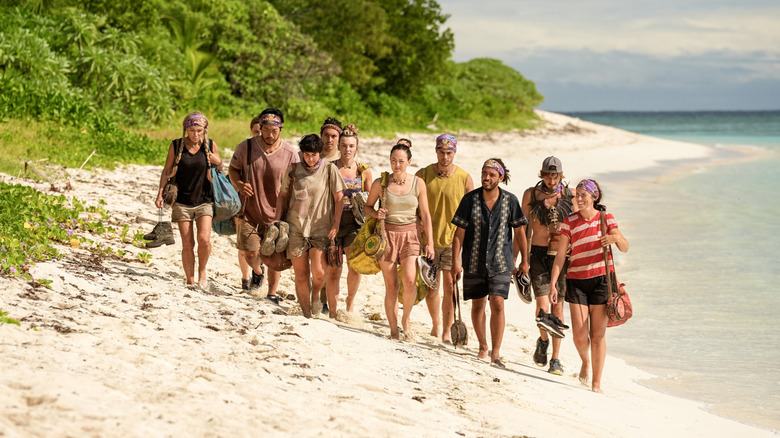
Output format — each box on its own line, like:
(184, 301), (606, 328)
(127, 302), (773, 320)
(416, 134), (474, 343)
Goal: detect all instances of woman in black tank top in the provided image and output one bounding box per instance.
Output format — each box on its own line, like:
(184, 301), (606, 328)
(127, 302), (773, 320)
(154, 111), (224, 289)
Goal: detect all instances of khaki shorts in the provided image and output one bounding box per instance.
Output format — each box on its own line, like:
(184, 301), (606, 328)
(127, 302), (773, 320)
(379, 223), (420, 264)
(237, 217), (264, 252)
(172, 202), (213, 222)
(433, 245), (454, 271)
(287, 232), (329, 259)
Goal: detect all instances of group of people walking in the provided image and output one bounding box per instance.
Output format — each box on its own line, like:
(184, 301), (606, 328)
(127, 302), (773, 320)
(153, 109), (629, 393)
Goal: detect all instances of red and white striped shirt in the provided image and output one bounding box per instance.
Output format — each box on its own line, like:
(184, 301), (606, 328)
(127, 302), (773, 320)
(561, 211), (618, 280)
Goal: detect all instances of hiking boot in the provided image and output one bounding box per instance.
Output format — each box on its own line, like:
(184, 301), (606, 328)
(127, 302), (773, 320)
(536, 309), (565, 339)
(143, 221), (172, 240)
(251, 266), (265, 290)
(275, 221), (290, 253)
(261, 223), (279, 256)
(533, 337), (549, 367)
(548, 358), (564, 376)
(145, 222), (174, 248)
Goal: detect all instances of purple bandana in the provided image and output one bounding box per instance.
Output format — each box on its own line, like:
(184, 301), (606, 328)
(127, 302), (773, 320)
(577, 179), (599, 200)
(396, 138), (412, 148)
(483, 159), (504, 177)
(435, 134), (457, 152)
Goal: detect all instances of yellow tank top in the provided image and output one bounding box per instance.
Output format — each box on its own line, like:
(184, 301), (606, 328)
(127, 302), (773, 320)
(421, 164), (469, 247)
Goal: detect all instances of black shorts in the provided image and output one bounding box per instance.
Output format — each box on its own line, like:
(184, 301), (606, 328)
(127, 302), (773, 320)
(463, 273), (511, 300)
(335, 210), (361, 248)
(529, 245), (568, 299)
(565, 275), (610, 306)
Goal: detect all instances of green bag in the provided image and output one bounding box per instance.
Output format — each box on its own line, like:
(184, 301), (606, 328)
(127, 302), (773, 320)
(347, 217), (381, 275)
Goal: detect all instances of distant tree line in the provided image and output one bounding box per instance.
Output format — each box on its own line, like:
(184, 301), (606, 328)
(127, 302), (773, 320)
(0, 0), (543, 133)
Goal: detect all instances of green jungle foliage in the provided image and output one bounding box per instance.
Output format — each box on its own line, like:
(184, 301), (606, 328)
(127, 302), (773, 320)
(0, 0), (543, 169)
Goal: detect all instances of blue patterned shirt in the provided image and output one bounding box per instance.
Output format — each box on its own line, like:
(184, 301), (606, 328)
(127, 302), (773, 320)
(451, 187), (527, 277)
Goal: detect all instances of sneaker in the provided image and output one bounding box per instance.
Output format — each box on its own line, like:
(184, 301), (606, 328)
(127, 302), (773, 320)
(251, 266), (265, 290)
(275, 221), (290, 253)
(548, 312), (569, 331)
(536, 309), (565, 339)
(322, 302), (330, 314)
(261, 223), (279, 256)
(267, 294), (282, 305)
(533, 337), (549, 367)
(417, 256), (439, 289)
(241, 278), (251, 292)
(548, 358), (564, 376)
(514, 271), (532, 304)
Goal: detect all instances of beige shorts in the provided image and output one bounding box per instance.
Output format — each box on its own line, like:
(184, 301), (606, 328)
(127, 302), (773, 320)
(287, 232), (329, 259)
(237, 217), (263, 252)
(380, 223), (420, 264)
(172, 202), (213, 223)
(433, 245), (454, 271)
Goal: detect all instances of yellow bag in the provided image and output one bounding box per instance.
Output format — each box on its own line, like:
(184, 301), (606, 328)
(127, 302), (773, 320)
(397, 265), (429, 306)
(347, 217), (381, 275)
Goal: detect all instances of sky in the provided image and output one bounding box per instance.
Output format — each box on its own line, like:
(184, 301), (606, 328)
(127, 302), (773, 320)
(437, 0), (780, 111)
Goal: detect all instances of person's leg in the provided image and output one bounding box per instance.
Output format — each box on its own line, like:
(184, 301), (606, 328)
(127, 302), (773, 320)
(470, 296), (488, 359)
(589, 304), (608, 393)
(550, 299), (565, 360)
(398, 255), (418, 336)
(424, 283), (441, 338)
(326, 262), (343, 317)
(440, 270), (455, 342)
(238, 249), (251, 285)
(266, 268), (281, 296)
(178, 221), (196, 285)
(379, 261), (400, 339)
(290, 255), (312, 318)
(535, 294), (552, 343)
(344, 248), (362, 312)
(489, 295), (506, 362)
(194, 215), (212, 289)
(569, 302), (591, 385)
(308, 248), (333, 318)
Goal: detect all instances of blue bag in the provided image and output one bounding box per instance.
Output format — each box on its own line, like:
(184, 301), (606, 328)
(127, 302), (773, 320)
(211, 166), (241, 223)
(212, 216), (237, 236)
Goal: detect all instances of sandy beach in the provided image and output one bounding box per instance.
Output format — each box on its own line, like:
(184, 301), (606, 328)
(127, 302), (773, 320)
(0, 110), (773, 438)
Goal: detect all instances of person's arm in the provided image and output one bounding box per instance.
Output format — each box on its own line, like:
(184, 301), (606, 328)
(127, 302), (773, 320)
(273, 166), (292, 222)
(155, 141), (176, 208)
(416, 177), (435, 259)
(603, 227), (629, 253)
(362, 169), (373, 193)
(328, 190), (344, 240)
(520, 188), (533, 269)
(228, 141), (253, 198)
(364, 178), (386, 220)
(548, 234), (570, 304)
(464, 173), (475, 193)
(207, 141), (223, 171)
(513, 224), (529, 275)
(451, 226), (465, 281)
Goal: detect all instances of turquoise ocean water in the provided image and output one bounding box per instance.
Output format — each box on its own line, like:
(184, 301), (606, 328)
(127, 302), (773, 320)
(563, 111), (780, 432)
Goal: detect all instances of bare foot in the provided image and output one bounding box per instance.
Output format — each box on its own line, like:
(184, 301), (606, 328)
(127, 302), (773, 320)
(491, 358), (506, 369)
(592, 386), (604, 394)
(198, 278), (209, 290)
(477, 347), (489, 360)
(579, 363), (590, 387)
(430, 324), (440, 337)
(390, 330), (400, 340)
(403, 331), (418, 343)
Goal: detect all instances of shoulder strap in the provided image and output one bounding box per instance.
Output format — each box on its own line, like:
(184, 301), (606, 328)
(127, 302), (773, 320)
(600, 210), (615, 297)
(290, 162), (297, 184)
(168, 138), (185, 182)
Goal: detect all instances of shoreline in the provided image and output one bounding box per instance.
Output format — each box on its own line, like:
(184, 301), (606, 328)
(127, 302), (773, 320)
(1, 111), (776, 437)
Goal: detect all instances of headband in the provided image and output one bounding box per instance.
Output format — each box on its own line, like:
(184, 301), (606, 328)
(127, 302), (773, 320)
(396, 139), (412, 148)
(577, 179), (600, 200)
(321, 123), (342, 134)
(342, 128), (357, 137)
(183, 114), (208, 129)
(435, 134), (457, 152)
(482, 159), (505, 177)
(261, 114), (283, 127)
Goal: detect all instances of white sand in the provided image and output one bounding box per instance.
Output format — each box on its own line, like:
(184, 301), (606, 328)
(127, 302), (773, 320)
(0, 111), (772, 437)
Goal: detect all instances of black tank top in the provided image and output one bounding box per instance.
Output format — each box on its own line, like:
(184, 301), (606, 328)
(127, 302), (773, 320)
(175, 140), (213, 207)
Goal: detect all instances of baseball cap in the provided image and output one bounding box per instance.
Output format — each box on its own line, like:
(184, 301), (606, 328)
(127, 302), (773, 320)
(541, 156), (562, 173)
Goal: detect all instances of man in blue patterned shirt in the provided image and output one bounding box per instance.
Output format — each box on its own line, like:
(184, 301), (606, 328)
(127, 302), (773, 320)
(452, 158), (529, 368)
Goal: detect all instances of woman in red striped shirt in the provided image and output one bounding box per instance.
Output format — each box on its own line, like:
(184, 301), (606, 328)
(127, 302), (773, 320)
(549, 179), (629, 393)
